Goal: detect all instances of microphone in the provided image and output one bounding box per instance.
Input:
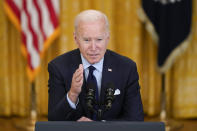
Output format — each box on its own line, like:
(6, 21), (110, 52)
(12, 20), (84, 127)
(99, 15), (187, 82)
(86, 83), (95, 110)
(105, 82), (115, 110)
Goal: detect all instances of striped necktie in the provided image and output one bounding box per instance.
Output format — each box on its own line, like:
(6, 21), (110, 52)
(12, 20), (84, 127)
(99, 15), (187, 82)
(87, 65), (99, 102)
(87, 65), (99, 120)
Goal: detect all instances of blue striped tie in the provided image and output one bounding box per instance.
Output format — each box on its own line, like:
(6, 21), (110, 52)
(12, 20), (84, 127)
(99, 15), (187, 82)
(87, 66), (99, 101)
(87, 65), (99, 120)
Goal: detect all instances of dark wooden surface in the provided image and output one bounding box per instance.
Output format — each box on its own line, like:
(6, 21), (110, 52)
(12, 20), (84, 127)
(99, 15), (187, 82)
(0, 116), (196, 131)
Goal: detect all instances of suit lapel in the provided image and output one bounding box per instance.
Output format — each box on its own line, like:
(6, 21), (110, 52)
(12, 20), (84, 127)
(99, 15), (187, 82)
(100, 50), (114, 105)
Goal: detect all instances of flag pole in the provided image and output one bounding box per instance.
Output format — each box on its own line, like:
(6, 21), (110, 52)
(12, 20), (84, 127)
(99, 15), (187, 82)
(14, 82), (37, 131)
(28, 81), (37, 130)
(160, 74), (182, 131)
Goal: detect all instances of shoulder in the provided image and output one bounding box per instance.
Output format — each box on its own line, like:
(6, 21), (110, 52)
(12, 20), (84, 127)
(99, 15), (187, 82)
(105, 50), (136, 67)
(49, 49), (80, 67)
(48, 49), (81, 76)
(48, 49), (81, 80)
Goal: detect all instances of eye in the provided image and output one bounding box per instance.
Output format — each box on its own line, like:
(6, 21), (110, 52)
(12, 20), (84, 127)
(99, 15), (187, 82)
(83, 38), (90, 42)
(97, 38), (103, 41)
(84, 39), (89, 41)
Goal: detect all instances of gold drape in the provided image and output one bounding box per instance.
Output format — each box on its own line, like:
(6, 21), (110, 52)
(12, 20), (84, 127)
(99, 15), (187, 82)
(165, 0), (197, 118)
(0, 0), (196, 118)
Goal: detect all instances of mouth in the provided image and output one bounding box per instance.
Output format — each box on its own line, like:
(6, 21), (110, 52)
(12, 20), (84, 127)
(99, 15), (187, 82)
(88, 54), (99, 58)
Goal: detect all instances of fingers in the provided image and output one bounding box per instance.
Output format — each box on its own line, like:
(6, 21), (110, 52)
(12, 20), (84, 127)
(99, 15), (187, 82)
(74, 71), (83, 82)
(74, 64), (83, 77)
(73, 64), (83, 83)
(68, 64), (84, 103)
(77, 116), (93, 122)
(70, 64), (84, 95)
(79, 64), (83, 71)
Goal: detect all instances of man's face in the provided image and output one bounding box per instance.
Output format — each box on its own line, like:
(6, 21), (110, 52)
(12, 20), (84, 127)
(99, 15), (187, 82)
(74, 19), (109, 64)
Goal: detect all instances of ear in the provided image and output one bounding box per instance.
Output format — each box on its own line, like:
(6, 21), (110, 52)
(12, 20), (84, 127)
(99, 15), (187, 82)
(106, 32), (110, 45)
(73, 32), (79, 47)
(73, 32), (77, 41)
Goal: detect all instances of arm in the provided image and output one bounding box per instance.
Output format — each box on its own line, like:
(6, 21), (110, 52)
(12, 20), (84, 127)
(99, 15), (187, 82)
(48, 62), (83, 121)
(120, 63), (144, 121)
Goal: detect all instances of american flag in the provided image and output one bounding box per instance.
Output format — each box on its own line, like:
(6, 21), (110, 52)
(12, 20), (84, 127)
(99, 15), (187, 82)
(4, 0), (60, 82)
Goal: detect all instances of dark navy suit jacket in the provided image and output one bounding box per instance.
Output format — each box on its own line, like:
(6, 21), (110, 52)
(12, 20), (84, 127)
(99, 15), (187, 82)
(48, 49), (144, 121)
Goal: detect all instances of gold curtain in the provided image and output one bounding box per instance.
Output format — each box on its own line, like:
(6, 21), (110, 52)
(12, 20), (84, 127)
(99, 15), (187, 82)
(0, 0), (196, 118)
(165, 0), (197, 118)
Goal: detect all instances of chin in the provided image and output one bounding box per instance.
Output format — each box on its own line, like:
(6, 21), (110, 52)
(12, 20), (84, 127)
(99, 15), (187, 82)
(88, 59), (100, 64)
(89, 61), (97, 64)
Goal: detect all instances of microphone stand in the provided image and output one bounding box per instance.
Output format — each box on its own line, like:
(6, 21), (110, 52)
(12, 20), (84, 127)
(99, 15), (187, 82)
(88, 97), (114, 121)
(88, 101), (103, 121)
(86, 83), (114, 121)
(97, 109), (103, 120)
(14, 82), (37, 131)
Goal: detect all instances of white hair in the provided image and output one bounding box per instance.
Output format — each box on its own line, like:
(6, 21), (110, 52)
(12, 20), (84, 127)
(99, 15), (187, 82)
(74, 10), (109, 32)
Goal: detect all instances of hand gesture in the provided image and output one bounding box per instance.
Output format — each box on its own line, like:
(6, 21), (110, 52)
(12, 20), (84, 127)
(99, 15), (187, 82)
(68, 64), (84, 103)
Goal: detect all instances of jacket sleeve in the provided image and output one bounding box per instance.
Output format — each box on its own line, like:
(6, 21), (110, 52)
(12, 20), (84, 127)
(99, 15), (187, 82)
(48, 62), (83, 121)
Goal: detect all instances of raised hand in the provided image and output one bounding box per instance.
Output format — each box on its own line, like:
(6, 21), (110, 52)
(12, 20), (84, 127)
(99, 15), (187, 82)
(68, 64), (84, 103)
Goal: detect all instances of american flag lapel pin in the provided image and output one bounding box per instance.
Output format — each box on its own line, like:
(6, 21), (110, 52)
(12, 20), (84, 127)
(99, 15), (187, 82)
(108, 68), (112, 72)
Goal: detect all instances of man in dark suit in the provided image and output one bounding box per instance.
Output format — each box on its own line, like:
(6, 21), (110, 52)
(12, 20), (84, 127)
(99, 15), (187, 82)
(48, 10), (144, 121)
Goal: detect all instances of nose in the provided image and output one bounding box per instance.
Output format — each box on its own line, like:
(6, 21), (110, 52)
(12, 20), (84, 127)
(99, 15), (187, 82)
(90, 40), (96, 50)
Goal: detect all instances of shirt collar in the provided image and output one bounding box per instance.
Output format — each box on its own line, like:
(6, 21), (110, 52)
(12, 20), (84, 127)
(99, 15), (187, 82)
(80, 54), (104, 72)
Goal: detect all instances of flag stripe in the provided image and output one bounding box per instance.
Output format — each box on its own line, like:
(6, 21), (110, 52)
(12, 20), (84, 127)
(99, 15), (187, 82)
(6, 0), (20, 20)
(27, 51), (33, 70)
(22, 0), (40, 69)
(21, 11), (34, 70)
(23, 0), (39, 53)
(51, 0), (59, 15)
(33, 0), (47, 41)
(21, 6), (39, 70)
(13, 0), (22, 11)
(27, 0), (44, 52)
(44, 0), (58, 28)
(37, 0), (54, 37)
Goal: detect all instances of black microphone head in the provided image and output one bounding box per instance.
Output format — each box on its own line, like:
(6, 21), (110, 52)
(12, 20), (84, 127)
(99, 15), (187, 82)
(86, 82), (95, 110)
(105, 82), (115, 110)
(106, 82), (115, 96)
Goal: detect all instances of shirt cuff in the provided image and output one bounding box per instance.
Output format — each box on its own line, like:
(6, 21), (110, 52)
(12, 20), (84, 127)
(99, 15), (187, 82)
(66, 93), (79, 109)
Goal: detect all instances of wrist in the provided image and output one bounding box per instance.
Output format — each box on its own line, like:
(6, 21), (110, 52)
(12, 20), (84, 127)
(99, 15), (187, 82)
(68, 91), (79, 103)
